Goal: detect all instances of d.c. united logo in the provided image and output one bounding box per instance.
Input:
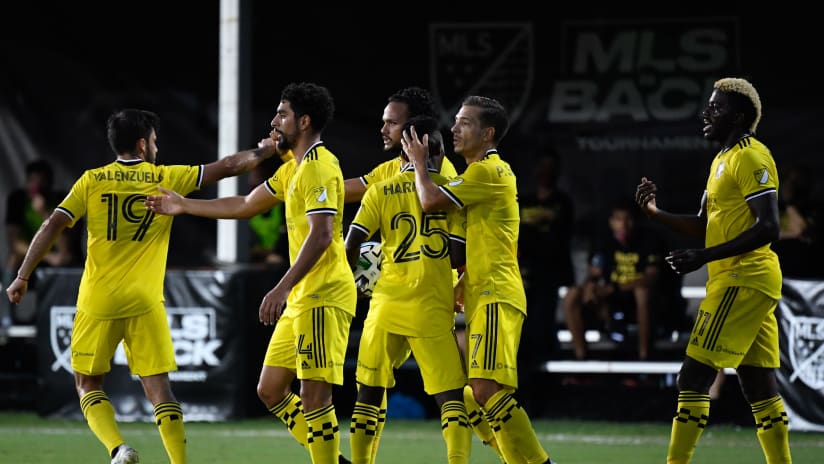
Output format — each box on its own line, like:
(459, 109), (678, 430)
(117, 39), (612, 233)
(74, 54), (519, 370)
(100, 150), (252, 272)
(429, 23), (534, 128)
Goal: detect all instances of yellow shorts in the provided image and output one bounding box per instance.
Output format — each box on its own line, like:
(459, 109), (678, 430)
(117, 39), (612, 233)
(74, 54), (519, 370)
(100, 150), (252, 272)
(356, 316), (466, 395)
(465, 302), (523, 389)
(264, 307), (352, 385)
(686, 286), (779, 370)
(71, 305), (176, 377)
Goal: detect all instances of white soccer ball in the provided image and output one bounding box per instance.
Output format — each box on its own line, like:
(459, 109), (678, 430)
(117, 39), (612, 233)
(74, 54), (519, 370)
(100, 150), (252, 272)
(354, 241), (382, 297)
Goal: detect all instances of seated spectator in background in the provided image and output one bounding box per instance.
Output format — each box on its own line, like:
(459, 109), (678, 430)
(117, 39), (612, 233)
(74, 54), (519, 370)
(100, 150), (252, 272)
(562, 199), (661, 360)
(247, 160), (287, 266)
(772, 163), (824, 278)
(519, 153), (574, 364)
(4, 159), (79, 284)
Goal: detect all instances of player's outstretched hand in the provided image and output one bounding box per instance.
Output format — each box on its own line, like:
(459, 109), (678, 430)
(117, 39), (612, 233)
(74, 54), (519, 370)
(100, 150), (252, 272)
(145, 187), (185, 216)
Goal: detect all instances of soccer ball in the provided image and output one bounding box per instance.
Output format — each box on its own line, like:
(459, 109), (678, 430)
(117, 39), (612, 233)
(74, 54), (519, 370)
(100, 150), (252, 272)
(354, 241), (382, 297)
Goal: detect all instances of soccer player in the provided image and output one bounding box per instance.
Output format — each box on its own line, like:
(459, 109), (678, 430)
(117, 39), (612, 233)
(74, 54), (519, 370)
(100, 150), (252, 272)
(635, 78), (792, 463)
(345, 115), (471, 464)
(5, 108), (279, 464)
(145, 82), (355, 464)
(403, 96), (555, 464)
(343, 86), (458, 203)
(344, 86), (503, 462)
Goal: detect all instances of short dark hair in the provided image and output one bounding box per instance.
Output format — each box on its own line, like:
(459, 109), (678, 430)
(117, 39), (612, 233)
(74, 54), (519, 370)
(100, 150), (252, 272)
(462, 96), (509, 144)
(388, 87), (437, 119)
(402, 115), (443, 157)
(281, 82), (335, 133)
(107, 109), (158, 155)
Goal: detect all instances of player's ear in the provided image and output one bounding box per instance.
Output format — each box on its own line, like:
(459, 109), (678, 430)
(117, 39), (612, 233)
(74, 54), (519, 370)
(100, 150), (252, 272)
(482, 126), (495, 144)
(299, 114), (312, 131)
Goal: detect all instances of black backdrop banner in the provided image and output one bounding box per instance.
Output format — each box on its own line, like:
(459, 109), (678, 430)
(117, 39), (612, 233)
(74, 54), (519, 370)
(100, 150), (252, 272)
(34, 269), (824, 428)
(777, 279), (824, 432)
(35, 266), (282, 421)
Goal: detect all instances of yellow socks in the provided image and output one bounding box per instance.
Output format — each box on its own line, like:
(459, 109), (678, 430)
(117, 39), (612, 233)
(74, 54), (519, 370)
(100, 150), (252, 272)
(372, 392), (387, 461)
(667, 391), (710, 463)
(751, 395), (791, 463)
(463, 385), (506, 462)
(440, 400), (472, 464)
(484, 389), (548, 464)
(80, 390), (124, 456)
(306, 404), (341, 464)
(350, 401), (381, 463)
(269, 392), (309, 447)
(154, 402), (186, 464)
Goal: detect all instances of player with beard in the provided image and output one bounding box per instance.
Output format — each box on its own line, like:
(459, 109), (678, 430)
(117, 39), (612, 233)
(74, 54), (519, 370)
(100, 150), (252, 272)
(146, 83), (356, 464)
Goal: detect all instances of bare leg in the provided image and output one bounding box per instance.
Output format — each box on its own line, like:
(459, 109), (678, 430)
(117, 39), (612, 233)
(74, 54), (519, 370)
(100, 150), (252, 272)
(562, 286), (586, 359)
(633, 285), (650, 360)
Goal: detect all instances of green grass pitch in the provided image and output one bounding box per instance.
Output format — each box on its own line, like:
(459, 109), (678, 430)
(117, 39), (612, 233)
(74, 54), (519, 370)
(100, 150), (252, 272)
(0, 412), (822, 463)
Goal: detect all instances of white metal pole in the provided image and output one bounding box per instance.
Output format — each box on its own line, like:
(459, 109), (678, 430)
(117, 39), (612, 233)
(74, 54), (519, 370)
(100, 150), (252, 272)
(217, 0), (240, 263)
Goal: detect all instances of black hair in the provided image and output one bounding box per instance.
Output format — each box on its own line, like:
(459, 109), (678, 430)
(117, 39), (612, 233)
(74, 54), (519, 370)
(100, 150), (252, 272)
(388, 87), (438, 119)
(281, 82), (335, 133)
(107, 109), (158, 155)
(402, 115), (443, 157)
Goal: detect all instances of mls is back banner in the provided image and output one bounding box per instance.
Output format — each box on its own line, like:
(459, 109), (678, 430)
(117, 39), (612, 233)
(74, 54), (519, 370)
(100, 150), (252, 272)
(34, 267), (276, 421)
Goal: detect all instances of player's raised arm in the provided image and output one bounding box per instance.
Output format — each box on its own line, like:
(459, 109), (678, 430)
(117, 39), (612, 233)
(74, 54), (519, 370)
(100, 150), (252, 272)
(200, 137), (279, 185)
(402, 126), (452, 211)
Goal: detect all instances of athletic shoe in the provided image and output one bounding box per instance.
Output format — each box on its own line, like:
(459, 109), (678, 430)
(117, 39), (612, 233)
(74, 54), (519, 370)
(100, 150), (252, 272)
(111, 444), (139, 464)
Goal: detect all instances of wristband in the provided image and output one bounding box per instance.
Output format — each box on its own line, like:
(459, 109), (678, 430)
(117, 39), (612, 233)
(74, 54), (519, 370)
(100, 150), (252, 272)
(17, 275), (28, 282)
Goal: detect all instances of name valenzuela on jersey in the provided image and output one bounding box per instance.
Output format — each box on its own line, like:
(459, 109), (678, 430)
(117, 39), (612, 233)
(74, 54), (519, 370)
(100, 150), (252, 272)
(93, 170), (164, 183)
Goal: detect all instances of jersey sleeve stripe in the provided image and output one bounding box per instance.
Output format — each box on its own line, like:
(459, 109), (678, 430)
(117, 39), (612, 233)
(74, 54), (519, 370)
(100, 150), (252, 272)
(450, 234), (466, 245)
(350, 223), (370, 236)
(307, 208), (337, 215)
(359, 176), (369, 186)
(264, 181), (277, 196)
(196, 165), (204, 187)
(55, 207), (75, 220)
(745, 188), (776, 201)
(438, 186), (464, 208)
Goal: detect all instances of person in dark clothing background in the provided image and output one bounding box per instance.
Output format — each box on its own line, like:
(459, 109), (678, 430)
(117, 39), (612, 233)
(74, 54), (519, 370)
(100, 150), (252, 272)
(518, 153), (575, 364)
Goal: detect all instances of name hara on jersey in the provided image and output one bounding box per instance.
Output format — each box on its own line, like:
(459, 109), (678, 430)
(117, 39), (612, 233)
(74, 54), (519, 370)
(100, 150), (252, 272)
(383, 181), (416, 195)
